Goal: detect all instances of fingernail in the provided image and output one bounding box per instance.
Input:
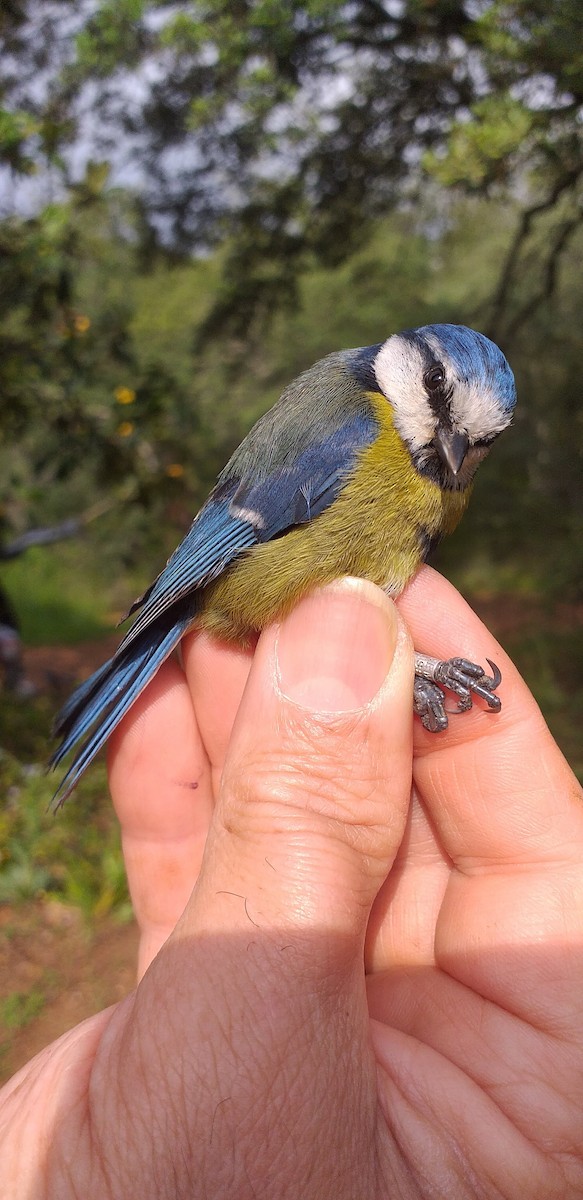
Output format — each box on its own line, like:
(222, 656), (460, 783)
(275, 578), (397, 712)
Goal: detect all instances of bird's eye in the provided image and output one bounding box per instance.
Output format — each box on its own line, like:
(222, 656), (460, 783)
(424, 365), (446, 390)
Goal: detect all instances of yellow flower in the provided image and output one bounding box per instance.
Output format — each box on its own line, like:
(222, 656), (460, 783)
(74, 314), (91, 334)
(117, 421), (134, 438)
(114, 386), (136, 405)
(166, 463), (184, 478)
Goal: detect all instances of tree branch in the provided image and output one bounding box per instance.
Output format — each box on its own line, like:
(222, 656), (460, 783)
(487, 167), (582, 339)
(505, 214), (580, 338)
(0, 519), (81, 559)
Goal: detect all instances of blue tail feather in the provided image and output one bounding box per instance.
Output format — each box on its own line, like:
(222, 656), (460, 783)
(52, 636), (163, 761)
(50, 619), (189, 807)
(52, 657), (117, 739)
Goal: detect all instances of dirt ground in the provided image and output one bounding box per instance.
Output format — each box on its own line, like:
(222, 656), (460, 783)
(1, 634), (137, 1086)
(1, 594), (581, 1087)
(0, 904), (138, 1083)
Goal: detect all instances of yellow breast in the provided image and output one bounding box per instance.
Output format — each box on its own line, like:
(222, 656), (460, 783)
(198, 394), (471, 643)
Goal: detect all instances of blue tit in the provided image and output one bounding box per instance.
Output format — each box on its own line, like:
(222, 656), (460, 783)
(51, 323), (516, 804)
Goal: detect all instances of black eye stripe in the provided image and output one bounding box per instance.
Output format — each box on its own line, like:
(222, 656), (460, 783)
(425, 378), (453, 420)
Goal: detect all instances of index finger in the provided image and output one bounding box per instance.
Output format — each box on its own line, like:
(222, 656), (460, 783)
(107, 657), (214, 977)
(395, 566), (583, 1022)
(397, 566), (583, 869)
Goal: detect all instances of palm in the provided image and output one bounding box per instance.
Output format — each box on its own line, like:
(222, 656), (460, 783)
(367, 789), (583, 1194)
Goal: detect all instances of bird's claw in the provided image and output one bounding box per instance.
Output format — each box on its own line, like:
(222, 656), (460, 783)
(413, 679), (449, 732)
(434, 656), (502, 712)
(413, 655), (502, 732)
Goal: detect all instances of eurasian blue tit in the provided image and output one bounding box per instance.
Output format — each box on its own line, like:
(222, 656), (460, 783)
(52, 323), (516, 803)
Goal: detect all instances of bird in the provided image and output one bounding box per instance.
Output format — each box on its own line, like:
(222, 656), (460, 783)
(51, 323), (516, 804)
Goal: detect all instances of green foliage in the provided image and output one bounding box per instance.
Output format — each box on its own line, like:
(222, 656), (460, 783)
(0, 107), (39, 174)
(0, 171), (212, 576)
(1, 989), (46, 1032)
(507, 625), (583, 784)
(475, 0), (583, 90)
(0, 738), (130, 919)
(75, 1), (147, 77)
(0, 631), (130, 921)
(2, 1), (582, 334)
(425, 95), (535, 189)
(2, 545), (111, 645)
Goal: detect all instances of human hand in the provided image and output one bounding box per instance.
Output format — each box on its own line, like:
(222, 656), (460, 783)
(1, 569), (582, 1199)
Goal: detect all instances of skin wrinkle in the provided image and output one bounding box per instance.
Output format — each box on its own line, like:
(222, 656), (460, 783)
(220, 689), (407, 864)
(213, 820), (384, 933)
(375, 1053), (483, 1198)
(221, 740), (385, 830)
(218, 620), (412, 880)
(431, 888), (578, 1027)
(373, 1029), (560, 1200)
(367, 864), (582, 1163)
(365, 795), (451, 972)
(247, 1001), (352, 1178)
(238, 742), (390, 829)
(210, 959), (371, 1195)
(217, 768), (398, 902)
(42, 1032), (117, 1200)
(101, 978), (241, 1195)
(377, 963), (544, 1067)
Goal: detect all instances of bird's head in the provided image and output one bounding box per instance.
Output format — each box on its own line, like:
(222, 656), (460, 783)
(365, 323), (517, 490)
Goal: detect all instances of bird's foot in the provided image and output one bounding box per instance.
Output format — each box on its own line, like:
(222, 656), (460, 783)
(413, 654), (502, 732)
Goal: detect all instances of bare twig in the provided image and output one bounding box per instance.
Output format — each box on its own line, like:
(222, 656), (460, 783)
(505, 215), (580, 338)
(487, 167), (582, 339)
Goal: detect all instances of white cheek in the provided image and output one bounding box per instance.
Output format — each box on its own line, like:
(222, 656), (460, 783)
(450, 382), (512, 440)
(373, 338), (435, 450)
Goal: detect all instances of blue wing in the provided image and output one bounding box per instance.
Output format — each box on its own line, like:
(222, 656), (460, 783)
(51, 407), (378, 804)
(122, 413), (377, 644)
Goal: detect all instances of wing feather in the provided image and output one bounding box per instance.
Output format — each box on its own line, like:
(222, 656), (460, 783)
(51, 402), (379, 802)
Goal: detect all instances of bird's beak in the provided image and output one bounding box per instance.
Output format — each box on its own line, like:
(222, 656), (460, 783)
(433, 426), (470, 476)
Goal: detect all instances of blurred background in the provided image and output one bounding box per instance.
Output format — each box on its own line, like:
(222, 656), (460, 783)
(1, 0), (581, 1079)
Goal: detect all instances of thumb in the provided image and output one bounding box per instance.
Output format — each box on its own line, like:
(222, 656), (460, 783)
(185, 577), (414, 959)
(94, 579), (415, 1198)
